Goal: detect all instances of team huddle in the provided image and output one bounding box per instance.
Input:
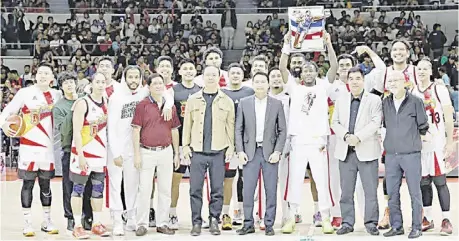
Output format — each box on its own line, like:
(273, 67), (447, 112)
(0, 32), (455, 239)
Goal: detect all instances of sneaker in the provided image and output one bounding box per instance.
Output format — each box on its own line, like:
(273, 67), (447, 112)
(149, 208), (156, 227)
(112, 221), (124, 236)
(232, 209), (243, 225)
(259, 218), (265, 230)
(322, 217), (334, 234)
(440, 219), (453, 236)
(91, 223), (110, 237)
(72, 226), (89, 239)
(169, 216), (179, 230)
(202, 219), (209, 229)
(421, 217), (434, 232)
(331, 217), (342, 230)
(377, 207), (390, 230)
(313, 212), (322, 227)
(222, 214), (232, 230)
(23, 223), (35, 237)
(281, 219), (295, 234)
(41, 221), (59, 234)
(136, 226), (148, 236)
(295, 214), (303, 223)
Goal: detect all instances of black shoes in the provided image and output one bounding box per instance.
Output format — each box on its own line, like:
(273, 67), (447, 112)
(366, 226), (380, 236)
(236, 226), (255, 235)
(190, 224), (202, 236)
(81, 216), (92, 231)
(67, 218), (75, 231)
(408, 229), (422, 239)
(336, 226), (354, 235)
(265, 226), (275, 236)
(383, 227), (404, 237)
(209, 217), (221, 235)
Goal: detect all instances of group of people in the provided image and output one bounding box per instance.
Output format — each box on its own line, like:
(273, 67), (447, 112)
(0, 30), (455, 239)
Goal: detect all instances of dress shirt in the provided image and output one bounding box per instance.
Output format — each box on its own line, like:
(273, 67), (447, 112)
(255, 96), (267, 142)
(348, 91), (363, 134)
(394, 94), (405, 113)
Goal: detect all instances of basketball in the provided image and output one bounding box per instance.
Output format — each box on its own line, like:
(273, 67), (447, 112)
(5, 115), (26, 137)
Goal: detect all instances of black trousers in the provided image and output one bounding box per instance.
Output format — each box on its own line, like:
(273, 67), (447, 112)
(62, 152), (93, 220)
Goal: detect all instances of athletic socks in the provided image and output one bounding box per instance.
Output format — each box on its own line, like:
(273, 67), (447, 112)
(314, 202), (319, 213)
(74, 215), (82, 227)
(150, 199), (154, 209)
(23, 209), (32, 224)
(170, 208), (177, 216)
(223, 205), (230, 215)
(42, 207), (51, 222)
(442, 211), (451, 220)
(238, 202), (243, 211)
(424, 206), (433, 220)
(93, 212), (101, 225)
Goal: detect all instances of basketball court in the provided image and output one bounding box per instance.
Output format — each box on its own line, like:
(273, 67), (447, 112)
(1, 172), (457, 240)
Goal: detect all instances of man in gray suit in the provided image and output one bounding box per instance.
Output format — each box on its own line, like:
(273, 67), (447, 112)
(331, 67), (382, 236)
(234, 72), (287, 236)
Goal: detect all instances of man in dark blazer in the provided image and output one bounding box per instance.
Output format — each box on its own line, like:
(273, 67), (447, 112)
(234, 72), (287, 236)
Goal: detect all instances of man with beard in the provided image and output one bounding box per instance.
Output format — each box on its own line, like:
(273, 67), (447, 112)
(169, 59), (203, 230)
(220, 63), (254, 230)
(280, 61), (334, 234)
(107, 66), (174, 235)
(279, 32), (342, 228)
(194, 47), (229, 87)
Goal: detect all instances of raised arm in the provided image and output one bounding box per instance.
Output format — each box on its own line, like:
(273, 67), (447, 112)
(324, 32), (338, 83)
(280, 34), (291, 85)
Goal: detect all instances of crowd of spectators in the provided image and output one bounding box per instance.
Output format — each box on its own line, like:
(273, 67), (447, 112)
(243, 8), (458, 76)
(1, 1), (458, 111)
(262, 0), (459, 12)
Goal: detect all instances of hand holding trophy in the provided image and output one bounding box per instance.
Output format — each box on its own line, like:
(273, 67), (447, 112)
(288, 6), (329, 52)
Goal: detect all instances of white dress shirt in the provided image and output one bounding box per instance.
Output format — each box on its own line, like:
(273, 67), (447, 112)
(394, 94), (405, 113)
(255, 96), (267, 142)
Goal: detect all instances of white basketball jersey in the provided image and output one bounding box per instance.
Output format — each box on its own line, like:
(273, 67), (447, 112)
(0, 86), (61, 171)
(70, 96), (108, 175)
(411, 83), (447, 152)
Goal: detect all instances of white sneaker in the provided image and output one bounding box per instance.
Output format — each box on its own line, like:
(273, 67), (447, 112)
(202, 219), (209, 229)
(125, 218), (136, 232)
(41, 221), (59, 234)
(112, 221), (124, 236)
(169, 216), (179, 230)
(232, 210), (243, 225)
(23, 222), (35, 237)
